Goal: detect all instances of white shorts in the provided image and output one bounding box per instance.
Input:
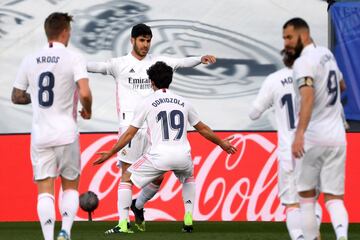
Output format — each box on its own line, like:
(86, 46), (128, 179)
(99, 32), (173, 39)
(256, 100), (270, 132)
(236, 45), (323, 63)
(278, 161), (298, 205)
(117, 127), (149, 165)
(295, 146), (346, 195)
(31, 139), (80, 181)
(128, 154), (193, 188)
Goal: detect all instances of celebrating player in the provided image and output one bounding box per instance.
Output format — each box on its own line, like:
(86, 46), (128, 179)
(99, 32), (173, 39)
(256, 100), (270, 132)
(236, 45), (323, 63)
(93, 61), (236, 233)
(284, 18), (348, 240)
(87, 23), (216, 233)
(249, 49), (323, 240)
(12, 12), (92, 240)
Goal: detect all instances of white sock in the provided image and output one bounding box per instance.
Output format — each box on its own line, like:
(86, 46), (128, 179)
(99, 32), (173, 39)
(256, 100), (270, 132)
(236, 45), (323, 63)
(299, 197), (318, 240)
(315, 201), (323, 228)
(60, 189), (79, 236)
(37, 193), (55, 240)
(326, 199), (348, 239)
(182, 177), (196, 214)
(118, 182), (132, 222)
(286, 207), (304, 240)
(135, 182), (160, 210)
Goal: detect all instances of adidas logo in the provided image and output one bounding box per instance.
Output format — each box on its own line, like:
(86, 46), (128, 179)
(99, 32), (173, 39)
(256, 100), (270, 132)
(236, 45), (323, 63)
(185, 200), (192, 204)
(44, 219), (53, 225)
(129, 68), (135, 73)
(62, 212), (68, 217)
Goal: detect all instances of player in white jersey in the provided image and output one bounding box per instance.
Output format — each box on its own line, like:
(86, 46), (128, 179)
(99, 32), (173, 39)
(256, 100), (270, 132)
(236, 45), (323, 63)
(12, 12), (92, 240)
(249, 50), (322, 240)
(87, 23), (216, 232)
(283, 18), (348, 240)
(93, 61), (236, 233)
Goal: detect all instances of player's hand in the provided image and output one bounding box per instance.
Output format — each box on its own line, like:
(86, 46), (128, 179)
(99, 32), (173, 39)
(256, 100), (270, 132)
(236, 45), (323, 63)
(93, 151), (112, 165)
(220, 136), (237, 154)
(79, 108), (91, 119)
(201, 55), (216, 64)
(292, 131), (305, 159)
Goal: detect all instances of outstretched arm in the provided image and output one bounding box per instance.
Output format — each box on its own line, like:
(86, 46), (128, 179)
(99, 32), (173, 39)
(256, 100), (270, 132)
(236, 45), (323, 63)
(163, 55), (216, 69)
(93, 126), (139, 165)
(11, 87), (31, 104)
(193, 121), (236, 154)
(87, 61), (109, 74)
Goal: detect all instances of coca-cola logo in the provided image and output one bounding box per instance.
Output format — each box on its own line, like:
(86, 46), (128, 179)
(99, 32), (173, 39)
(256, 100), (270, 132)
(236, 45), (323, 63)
(74, 132), (285, 221)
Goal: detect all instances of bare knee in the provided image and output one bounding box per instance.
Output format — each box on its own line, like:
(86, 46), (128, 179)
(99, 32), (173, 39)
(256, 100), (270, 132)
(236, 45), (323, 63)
(121, 162), (131, 182)
(324, 193), (343, 202)
(152, 174), (164, 186)
(299, 189), (317, 198)
(61, 176), (79, 191)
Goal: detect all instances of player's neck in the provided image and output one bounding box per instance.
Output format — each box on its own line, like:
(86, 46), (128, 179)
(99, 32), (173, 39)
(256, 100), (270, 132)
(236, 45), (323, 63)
(131, 50), (146, 61)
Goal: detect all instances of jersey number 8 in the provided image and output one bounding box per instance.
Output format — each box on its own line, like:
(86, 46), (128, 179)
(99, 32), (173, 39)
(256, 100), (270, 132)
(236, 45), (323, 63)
(38, 71), (55, 107)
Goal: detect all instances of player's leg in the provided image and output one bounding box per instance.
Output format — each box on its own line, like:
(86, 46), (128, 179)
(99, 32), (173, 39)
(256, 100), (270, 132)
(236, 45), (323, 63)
(131, 175), (163, 232)
(128, 155), (165, 232)
(131, 128), (162, 231)
(278, 163), (304, 240)
(296, 147), (323, 240)
(104, 161), (133, 235)
(322, 146), (348, 240)
(174, 160), (195, 233)
(32, 144), (57, 240)
(56, 139), (81, 240)
(182, 176), (195, 233)
(37, 178), (56, 240)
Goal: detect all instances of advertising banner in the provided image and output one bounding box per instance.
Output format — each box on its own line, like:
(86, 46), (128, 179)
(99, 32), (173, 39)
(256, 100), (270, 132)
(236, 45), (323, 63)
(1, 132), (359, 222)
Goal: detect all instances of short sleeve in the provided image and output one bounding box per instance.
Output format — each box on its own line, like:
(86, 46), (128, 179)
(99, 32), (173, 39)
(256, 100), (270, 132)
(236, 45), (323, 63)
(131, 100), (148, 128)
(72, 53), (89, 82)
(252, 75), (274, 113)
(13, 57), (29, 90)
(187, 102), (201, 126)
(293, 57), (314, 83)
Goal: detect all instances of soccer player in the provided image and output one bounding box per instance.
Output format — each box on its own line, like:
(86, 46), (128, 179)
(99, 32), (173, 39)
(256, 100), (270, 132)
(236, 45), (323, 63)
(249, 49), (323, 240)
(93, 61), (236, 233)
(12, 12), (92, 240)
(283, 18), (348, 240)
(87, 23), (216, 233)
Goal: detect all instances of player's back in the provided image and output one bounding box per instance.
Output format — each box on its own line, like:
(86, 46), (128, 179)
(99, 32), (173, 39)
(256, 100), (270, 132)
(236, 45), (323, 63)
(268, 68), (296, 162)
(132, 89), (199, 171)
(293, 44), (346, 146)
(22, 43), (83, 147)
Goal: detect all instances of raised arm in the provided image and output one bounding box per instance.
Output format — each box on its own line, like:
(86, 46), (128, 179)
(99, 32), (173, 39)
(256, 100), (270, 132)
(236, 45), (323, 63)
(11, 87), (31, 105)
(93, 126), (139, 165)
(77, 78), (92, 119)
(162, 55), (216, 69)
(87, 61), (110, 74)
(193, 121), (236, 154)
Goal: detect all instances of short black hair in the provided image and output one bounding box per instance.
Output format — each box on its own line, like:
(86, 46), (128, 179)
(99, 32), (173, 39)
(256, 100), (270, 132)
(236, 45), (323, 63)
(147, 61), (173, 89)
(44, 12), (73, 40)
(131, 23), (152, 38)
(283, 17), (309, 30)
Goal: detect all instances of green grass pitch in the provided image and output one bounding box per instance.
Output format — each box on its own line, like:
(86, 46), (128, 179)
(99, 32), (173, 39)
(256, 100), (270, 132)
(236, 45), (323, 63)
(1, 221), (360, 239)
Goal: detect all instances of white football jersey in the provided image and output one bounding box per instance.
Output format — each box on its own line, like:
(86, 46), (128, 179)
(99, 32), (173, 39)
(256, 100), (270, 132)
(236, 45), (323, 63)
(13, 42), (88, 148)
(131, 89), (200, 171)
(293, 43), (346, 146)
(88, 53), (201, 128)
(252, 67), (295, 170)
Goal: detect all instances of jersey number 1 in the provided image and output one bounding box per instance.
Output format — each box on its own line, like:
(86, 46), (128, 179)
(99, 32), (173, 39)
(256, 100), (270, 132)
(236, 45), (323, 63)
(281, 93), (295, 130)
(38, 71), (55, 107)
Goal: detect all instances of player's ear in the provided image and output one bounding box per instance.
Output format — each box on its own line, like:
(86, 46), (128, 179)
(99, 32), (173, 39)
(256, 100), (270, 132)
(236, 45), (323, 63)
(130, 37), (135, 45)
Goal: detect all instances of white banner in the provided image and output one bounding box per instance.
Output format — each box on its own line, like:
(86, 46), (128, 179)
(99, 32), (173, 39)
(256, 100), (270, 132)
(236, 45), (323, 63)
(0, 0), (328, 133)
